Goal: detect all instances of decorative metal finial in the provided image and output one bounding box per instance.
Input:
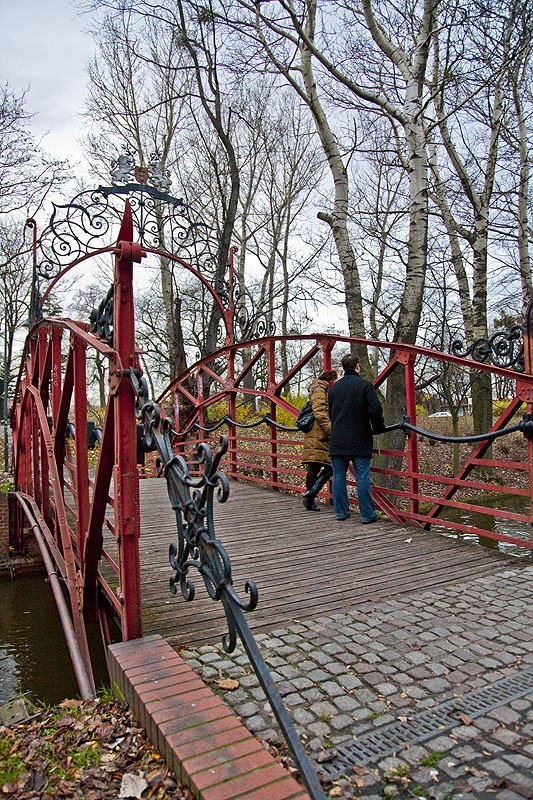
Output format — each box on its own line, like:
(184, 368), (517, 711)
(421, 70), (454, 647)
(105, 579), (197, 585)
(148, 153), (172, 193)
(109, 151), (172, 194)
(110, 152), (136, 185)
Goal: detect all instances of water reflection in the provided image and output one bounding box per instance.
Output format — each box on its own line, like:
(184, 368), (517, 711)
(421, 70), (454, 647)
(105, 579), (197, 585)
(0, 573), (109, 706)
(433, 494), (532, 559)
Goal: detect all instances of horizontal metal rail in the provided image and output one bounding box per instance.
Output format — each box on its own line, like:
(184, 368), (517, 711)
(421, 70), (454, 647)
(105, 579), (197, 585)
(188, 411), (533, 442)
(391, 414), (533, 443)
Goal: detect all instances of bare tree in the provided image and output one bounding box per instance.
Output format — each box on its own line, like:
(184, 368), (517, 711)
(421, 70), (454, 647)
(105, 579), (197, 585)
(82, 9), (192, 377)
(0, 222), (33, 423)
(427, 0), (532, 434)
(220, 1), (373, 373)
(347, 120), (408, 370)
(225, 0), (435, 343)
(0, 83), (67, 218)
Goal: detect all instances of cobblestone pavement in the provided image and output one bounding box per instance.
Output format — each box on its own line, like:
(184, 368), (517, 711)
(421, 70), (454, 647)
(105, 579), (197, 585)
(180, 564), (533, 799)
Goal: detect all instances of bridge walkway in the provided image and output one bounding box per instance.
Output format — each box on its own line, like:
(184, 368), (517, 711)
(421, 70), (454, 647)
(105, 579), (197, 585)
(135, 478), (517, 648)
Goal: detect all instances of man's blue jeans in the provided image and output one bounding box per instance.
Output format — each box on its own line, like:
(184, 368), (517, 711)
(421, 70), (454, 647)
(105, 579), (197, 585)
(331, 456), (376, 521)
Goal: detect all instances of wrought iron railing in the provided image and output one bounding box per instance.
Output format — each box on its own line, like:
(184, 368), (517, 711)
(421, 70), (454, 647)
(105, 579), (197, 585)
(129, 370), (326, 800)
(157, 333), (533, 552)
(451, 327), (524, 372)
(385, 414), (533, 443)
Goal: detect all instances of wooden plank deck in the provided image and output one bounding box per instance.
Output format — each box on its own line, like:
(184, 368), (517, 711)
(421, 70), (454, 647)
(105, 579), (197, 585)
(138, 478), (519, 649)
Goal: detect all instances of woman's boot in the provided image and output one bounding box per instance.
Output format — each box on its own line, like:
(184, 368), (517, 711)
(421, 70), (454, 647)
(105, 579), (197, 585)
(303, 491), (320, 511)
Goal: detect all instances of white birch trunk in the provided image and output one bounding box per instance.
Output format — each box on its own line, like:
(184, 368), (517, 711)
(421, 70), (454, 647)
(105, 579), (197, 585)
(513, 83), (532, 312)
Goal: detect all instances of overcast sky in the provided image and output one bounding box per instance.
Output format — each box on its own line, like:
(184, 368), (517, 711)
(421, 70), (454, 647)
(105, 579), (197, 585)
(0, 0), (95, 167)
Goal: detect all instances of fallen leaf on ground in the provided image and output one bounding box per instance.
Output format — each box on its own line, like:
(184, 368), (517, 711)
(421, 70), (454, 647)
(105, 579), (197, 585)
(217, 678), (240, 690)
(118, 772), (148, 799)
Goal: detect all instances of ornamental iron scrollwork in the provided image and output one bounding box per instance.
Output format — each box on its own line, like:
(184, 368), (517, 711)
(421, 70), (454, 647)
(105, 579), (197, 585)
(166, 438), (259, 653)
(128, 369), (326, 800)
(232, 282), (276, 341)
(36, 155), (218, 283)
(129, 370), (258, 650)
(451, 326), (524, 372)
(38, 189), (116, 279)
(89, 285), (114, 345)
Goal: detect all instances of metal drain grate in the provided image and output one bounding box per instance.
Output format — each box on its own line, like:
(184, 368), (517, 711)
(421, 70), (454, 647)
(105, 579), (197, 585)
(317, 665), (533, 779)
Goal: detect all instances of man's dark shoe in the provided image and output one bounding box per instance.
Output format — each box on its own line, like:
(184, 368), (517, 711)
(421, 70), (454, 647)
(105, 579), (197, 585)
(335, 514), (350, 521)
(362, 516), (379, 524)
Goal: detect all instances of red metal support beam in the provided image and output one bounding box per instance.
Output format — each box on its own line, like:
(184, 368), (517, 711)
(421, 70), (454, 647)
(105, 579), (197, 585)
(318, 337), (334, 372)
(111, 204), (145, 641)
(424, 394), (525, 525)
(73, 337), (90, 569)
(51, 327), (63, 425)
(522, 297), (533, 540)
(404, 353), (419, 517)
(82, 400), (116, 623)
(267, 340), (279, 488)
(23, 383), (95, 689)
(227, 349), (237, 479)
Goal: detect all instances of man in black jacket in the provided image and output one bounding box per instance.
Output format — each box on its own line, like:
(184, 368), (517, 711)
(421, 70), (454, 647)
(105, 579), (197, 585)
(328, 353), (385, 522)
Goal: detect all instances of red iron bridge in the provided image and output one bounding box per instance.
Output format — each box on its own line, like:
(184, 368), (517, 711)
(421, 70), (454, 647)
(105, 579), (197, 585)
(8, 193), (533, 800)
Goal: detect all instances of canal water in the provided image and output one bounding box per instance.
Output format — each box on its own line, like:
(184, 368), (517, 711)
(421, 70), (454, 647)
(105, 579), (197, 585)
(0, 573), (110, 706)
(433, 493), (532, 559)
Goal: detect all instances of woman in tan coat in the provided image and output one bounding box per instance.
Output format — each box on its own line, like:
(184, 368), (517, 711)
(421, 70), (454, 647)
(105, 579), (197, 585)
(302, 369), (337, 511)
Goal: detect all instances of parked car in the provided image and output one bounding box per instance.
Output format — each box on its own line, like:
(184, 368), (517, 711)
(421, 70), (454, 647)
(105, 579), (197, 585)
(428, 411), (452, 418)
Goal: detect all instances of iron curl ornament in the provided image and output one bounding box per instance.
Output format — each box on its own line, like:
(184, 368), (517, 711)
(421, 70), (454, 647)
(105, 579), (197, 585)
(128, 370), (258, 653)
(128, 371), (327, 800)
(231, 281), (276, 341)
(167, 437), (259, 652)
(36, 159), (219, 283)
(89, 285), (114, 345)
(451, 326), (524, 372)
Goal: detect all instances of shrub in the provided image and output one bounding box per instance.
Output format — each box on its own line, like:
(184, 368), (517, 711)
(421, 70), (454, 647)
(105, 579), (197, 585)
(204, 393), (306, 429)
(0, 473), (13, 496)
(493, 398), (513, 417)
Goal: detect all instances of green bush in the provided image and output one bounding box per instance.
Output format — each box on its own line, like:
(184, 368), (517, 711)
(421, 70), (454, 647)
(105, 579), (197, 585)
(493, 398), (513, 417)
(204, 393), (306, 429)
(0, 473), (13, 496)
